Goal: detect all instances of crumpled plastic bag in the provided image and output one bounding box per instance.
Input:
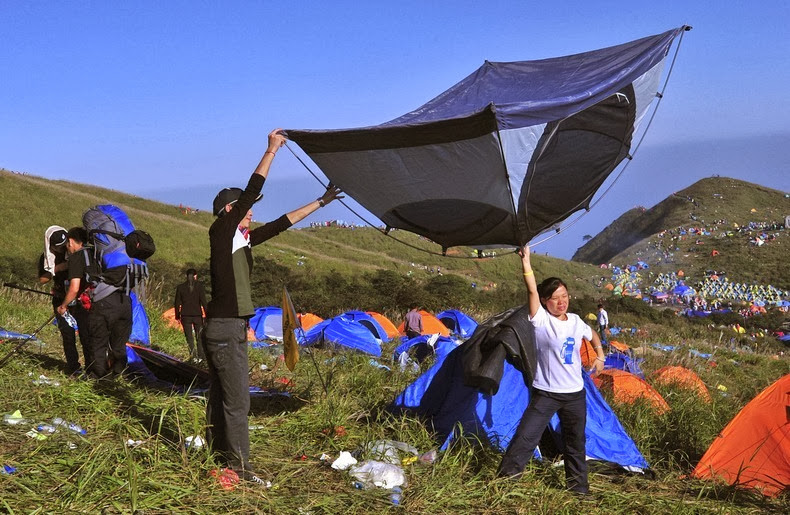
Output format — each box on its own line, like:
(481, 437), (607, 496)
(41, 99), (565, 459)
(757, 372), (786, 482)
(331, 451), (358, 470)
(365, 440), (419, 464)
(397, 352), (419, 373)
(349, 460), (406, 489)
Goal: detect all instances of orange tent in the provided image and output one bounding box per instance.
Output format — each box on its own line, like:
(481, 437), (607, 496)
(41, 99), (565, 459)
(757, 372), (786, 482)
(691, 374), (790, 497)
(609, 340), (630, 353)
(366, 311), (400, 339)
(579, 338), (598, 368)
(652, 366), (711, 402)
(162, 307), (183, 330)
(397, 310), (451, 337)
(604, 283), (614, 291)
(298, 313), (324, 331)
(593, 369), (670, 414)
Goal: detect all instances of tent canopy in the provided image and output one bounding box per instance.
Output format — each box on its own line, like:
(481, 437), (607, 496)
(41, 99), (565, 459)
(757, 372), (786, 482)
(287, 28), (687, 248)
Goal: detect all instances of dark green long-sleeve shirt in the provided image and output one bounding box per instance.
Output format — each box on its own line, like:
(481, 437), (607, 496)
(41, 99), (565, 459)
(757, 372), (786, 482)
(207, 173), (292, 319)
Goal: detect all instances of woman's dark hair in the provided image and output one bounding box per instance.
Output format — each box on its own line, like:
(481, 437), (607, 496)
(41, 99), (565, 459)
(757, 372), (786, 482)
(537, 277), (568, 304)
(186, 268), (197, 276)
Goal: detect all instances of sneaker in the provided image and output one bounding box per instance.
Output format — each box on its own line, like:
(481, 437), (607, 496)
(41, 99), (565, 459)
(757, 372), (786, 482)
(239, 470), (272, 488)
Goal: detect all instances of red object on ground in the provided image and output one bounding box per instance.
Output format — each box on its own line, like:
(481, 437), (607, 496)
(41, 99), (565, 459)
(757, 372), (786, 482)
(209, 468), (239, 490)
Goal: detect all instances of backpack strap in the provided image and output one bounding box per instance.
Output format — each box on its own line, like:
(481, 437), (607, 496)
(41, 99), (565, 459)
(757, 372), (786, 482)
(88, 229), (126, 240)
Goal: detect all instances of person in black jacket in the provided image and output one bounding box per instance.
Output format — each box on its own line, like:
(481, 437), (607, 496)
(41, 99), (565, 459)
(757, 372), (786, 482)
(38, 227), (85, 375)
(174, 268), (208, 361)
(203, 128), (341, 486)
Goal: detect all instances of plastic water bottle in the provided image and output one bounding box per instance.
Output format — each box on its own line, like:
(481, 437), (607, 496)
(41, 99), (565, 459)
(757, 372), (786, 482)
(389, 486), (403, 505)
(562, 337), (575, 365)
(52, 417), (87, 435)
(36, 424), (57, 434)
(62, 310), (78, 330)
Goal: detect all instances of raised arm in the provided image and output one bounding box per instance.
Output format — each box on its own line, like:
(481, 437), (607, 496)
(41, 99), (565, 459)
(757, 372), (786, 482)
(252, 129), (287, 179)
(285, 185), (344, 225)
(519, 245), (540, 317)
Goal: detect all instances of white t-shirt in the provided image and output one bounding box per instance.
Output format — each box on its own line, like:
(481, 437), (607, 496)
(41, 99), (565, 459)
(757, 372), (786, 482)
(529, 305), (593, 393)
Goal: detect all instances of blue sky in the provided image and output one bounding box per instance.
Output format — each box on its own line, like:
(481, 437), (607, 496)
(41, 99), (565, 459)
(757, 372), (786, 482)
(2, 1), (788, 259)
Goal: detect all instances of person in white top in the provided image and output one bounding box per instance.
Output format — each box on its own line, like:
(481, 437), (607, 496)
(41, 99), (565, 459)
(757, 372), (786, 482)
(498, 244), (605, 495)
(597, 304), (609, 336)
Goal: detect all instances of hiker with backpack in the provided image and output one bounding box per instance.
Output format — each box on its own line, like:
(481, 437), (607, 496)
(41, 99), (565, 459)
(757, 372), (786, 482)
(174, 268), (208, 361)
(497, 244), (605, 495)
(39, 226), (85, 375)
(77, 204), (155, 380)
(203, 128), (342, 485)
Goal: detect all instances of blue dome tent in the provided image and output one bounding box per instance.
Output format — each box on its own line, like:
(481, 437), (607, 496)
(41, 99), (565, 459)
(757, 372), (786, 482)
(339, 310), (390, 340)
(303, 317), (382, 357)
(249, 306), (284, 341)
(436, 309), (479, 339)
(391, 346), (648, 472)
(393, 334), (459, 363)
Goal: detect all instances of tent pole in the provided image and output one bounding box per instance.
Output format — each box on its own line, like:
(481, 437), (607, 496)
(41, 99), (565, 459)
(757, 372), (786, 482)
(0, 314), (57, 370)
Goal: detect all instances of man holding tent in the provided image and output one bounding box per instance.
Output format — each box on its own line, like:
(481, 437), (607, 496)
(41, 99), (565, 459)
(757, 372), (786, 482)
(203, 128), (341, 486)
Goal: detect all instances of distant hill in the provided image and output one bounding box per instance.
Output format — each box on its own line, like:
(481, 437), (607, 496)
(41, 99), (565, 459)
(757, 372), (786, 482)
(572, 177), (790, 289)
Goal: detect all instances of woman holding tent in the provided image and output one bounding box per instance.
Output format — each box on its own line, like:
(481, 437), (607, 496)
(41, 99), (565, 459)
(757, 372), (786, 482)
(497, 245), (605, 495)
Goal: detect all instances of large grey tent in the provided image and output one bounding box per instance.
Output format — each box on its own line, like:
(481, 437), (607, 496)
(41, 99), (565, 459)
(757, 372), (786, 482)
(287, 27), (689, 249)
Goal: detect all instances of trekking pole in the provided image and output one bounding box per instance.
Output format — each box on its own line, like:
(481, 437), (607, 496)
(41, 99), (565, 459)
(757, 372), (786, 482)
(3, 282), (54, 297)
(0, 313), (57, 370)
(298, 326), (329, 396)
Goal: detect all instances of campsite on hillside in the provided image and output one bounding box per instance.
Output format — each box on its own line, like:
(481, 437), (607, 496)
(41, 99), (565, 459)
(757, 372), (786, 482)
(3, 4), (790, 514)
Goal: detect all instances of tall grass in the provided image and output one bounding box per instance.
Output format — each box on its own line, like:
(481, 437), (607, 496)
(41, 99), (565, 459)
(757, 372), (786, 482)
(2, 284), (788, 512)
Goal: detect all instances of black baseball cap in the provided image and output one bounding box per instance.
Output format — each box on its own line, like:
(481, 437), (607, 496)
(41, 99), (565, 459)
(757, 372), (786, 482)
(49, 229), (68, 249)
(212, 188), (263, 216)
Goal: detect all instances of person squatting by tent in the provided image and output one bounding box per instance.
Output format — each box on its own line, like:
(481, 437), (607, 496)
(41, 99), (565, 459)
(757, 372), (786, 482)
(202, 128), (342, 485)
(497, 245), (606, 495)
(38, 226), (89, 375)
(174, 268), (208, 361)
(57, 227), (132, 380)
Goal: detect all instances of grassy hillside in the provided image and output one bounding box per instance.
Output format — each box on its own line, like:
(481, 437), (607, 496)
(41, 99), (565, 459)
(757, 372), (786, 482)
(1, 170), (788, 513)
(572, 177), (790, 289)
(0, 169), (605, 319)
